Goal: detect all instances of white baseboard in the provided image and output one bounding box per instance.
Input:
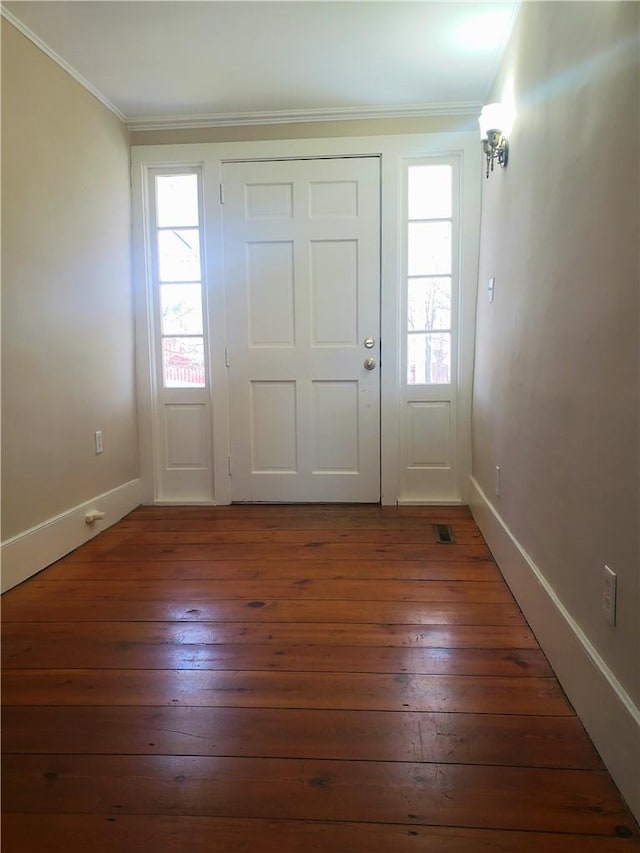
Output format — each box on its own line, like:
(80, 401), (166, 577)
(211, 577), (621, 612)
(1, 479), (141, 593)
(469, 475), (640, 822)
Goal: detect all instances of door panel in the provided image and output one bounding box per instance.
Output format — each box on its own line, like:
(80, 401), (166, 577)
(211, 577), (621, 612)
(408, 401), (451, 467)
(310, 240), (358, 345)
(247, 241), (295, 346)
(164, 404), (209, 468)
(250, 381), (298, 472)
(223, 157), (380, 502)
(313, 380), (359, 472)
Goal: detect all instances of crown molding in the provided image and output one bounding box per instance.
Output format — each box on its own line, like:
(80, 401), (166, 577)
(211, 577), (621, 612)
(126, 102), (482, 132)
(1, 7), (127, 123)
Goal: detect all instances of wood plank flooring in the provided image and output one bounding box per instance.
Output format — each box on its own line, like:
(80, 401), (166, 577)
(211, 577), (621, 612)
(2, 504), (639, 851)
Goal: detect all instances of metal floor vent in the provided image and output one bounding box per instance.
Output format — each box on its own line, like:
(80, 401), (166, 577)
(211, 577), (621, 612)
(433, 524), (455, 544)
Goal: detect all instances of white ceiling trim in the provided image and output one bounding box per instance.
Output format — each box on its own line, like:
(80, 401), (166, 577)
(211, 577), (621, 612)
(126, 102), (482, 132)
(2, 6), (127, 122)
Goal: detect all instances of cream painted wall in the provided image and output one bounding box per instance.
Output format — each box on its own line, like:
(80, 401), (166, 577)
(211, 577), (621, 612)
(472, 0), (639, 706)
(1, 21), (138, 540)
(129, 113), (478, 146)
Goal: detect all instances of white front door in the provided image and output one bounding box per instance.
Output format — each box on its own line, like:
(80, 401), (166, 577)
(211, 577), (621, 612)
(223, 157), (380, 502)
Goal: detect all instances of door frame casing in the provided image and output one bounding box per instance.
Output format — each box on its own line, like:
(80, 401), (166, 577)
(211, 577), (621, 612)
(131, 133), (481, 506)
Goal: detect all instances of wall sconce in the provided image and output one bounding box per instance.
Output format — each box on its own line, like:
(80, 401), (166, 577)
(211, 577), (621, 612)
(479, 103), (509, 178)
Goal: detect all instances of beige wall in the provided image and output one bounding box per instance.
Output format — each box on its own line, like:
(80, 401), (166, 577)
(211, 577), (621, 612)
(472, 0), (639, 704)
(130, 113), (477, 146)
(1, 21), (139, 540)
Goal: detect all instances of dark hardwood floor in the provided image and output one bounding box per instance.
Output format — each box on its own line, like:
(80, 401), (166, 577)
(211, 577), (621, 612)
(2, 504), (639, 851)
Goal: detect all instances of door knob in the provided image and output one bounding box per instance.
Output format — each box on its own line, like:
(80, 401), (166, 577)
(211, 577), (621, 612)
(363, 357), (376, 370)
(364, 337), (375, 349)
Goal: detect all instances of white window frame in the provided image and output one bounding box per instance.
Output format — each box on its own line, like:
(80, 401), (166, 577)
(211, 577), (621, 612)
(147, 167), (209, 392)
(404, 159), (458, 388)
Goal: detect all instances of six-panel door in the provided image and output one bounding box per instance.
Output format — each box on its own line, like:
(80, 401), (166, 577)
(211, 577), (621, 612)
(223, 157), (381, 502)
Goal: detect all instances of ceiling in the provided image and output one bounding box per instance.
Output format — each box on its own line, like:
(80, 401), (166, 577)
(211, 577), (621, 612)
(3, 1), (519, 129)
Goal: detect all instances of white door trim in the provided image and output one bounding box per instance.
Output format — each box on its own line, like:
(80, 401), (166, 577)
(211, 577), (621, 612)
(131, 132), (481, 505)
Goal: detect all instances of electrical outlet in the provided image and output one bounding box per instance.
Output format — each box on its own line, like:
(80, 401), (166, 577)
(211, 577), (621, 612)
(494, 465), (501, 497)
(602, 565), (617, 626)
(95, 430), (103, 455)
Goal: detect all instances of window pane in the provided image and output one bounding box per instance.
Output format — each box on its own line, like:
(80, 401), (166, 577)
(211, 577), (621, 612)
(156, 174), (199, 227)
(407, 332), (451, 385)
(162, 337), (205, 388)
(408, 165), (452, 220)
(408, 222), (451, 276)
(160, 283), (203, 335)
(158, 229), (201, 282)
(408, 277), (451, 331)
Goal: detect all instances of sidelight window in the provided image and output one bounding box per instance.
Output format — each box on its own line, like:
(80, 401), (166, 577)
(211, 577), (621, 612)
(406, 164), (454, 385)
(151, 172), (206, 388)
